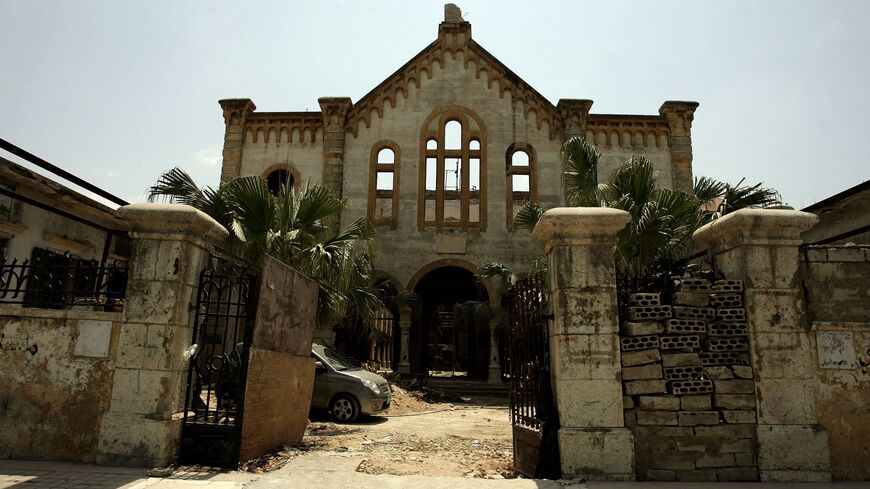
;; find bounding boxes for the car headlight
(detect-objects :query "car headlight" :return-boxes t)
[360,378,380,395]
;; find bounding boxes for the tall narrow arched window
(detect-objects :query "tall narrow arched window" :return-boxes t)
[418,107,487,230]
[368,141,400,228]
[506,143,537,229]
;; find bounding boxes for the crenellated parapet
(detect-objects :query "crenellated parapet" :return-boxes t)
[244,112,323,145]
[586,114,671,150]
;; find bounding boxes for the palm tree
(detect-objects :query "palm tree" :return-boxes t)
[512,137,781,290]
[148,168,382,328]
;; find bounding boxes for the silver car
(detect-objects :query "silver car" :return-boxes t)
[310,343,392,422]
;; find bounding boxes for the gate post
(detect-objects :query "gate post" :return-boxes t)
[532,207,634,480]
[97,204,228,467]
[397,304,412,374]
[694,209,831,482]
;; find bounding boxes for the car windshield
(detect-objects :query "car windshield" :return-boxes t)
[319,347,357,371]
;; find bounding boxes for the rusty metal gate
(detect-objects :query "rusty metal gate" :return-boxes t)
[179,256,258,467]
[507,274,560,479]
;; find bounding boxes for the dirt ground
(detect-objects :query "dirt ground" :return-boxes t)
[245,384,517,479]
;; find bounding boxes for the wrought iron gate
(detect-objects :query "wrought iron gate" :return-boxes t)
[507,274,559,479]
[179,257,258,467]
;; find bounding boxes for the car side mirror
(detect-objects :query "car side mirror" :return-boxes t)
[314,361,325,372]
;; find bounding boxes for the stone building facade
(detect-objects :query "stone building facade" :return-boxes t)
[217,5,699,374]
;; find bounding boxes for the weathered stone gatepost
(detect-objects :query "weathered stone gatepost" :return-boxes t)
[532,207,634,480]
[397,304,412,374]
[694,209,831,482]
[487,317,502,383]
[97,204,228,467]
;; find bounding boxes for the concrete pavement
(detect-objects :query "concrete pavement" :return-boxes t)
[1,459,868,489]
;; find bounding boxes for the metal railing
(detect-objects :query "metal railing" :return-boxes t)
[0,253,127,309]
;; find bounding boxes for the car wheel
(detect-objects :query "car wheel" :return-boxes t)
[329,394,359,423]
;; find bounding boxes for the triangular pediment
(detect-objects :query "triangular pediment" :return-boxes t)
[346,23,562,138]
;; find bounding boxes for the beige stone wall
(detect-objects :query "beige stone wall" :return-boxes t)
[219,13,694,292]
[240,124,324,186]
[0,307,122,462]
[803,245,870,480]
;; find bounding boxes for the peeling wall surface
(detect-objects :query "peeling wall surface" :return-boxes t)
[0,307,121,462]
[804,245,870,480]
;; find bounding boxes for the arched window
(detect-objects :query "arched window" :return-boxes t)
[419,107,487,229]
[368,141,400,227]
[506,144,537,229]
[262,165,299,196]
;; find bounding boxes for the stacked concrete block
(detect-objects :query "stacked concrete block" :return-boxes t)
[620,275,759,481]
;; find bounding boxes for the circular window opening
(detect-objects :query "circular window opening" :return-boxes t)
[266,169,293,196]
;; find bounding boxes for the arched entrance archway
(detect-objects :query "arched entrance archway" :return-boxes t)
[408,262,491,377]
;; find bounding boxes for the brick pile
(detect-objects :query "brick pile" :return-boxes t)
[620,277,759,482]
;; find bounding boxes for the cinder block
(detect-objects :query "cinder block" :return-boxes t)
[674,306,715,321]
[708,321,748,336]
[625,379,667,395]
[711,280,744,293]
[707,336,749,352]
[627,305,672,321]
[700,351,750,366]
[664,365,703,381]
[677,278,710,292]
[623,395,635,409]
[662,353,701,367]
[637,410,678,426]
[660,335,701,350]
[669,379,713,395]
[620,334,660,352]
[628,293,661,306]
[804,248,828,262]
[621,321,664,336]
[735,452,756,466]
[665,318,707,334]
[623,363,663,380]
[678,411,720,426]
[638,395,680,411]
[709,293,743,309]
[621,348,661,367]
[716,308,746,322]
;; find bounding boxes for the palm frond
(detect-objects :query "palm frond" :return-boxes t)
[511,201,545,233]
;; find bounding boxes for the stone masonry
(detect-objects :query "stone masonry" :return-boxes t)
[621,277,759,482]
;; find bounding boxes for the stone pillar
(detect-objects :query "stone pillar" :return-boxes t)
[397,304,412,374]
[487,316,502,383]
[659,101,699,193]
[557,99,594,205]
[694,209,831,482]
[318,97,353,199]
[97,204,228,467]
[218,98,256,184]
[531,207,634,480]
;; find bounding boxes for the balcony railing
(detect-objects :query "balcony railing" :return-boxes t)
[0,252,128,310]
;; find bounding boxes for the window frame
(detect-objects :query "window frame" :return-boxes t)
[261,164,300,196]
[506,143,538,230]
[417,108,488,230]
[368,140,401,228]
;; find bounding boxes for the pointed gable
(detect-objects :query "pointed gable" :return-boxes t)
[346,6,561,138]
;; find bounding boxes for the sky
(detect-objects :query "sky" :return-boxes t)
[1,0,868,209]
